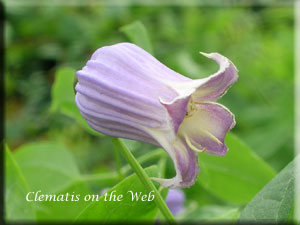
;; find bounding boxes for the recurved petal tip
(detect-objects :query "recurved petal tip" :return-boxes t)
[193,52,238,101]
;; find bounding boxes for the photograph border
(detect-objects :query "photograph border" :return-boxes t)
[2,0,299,223]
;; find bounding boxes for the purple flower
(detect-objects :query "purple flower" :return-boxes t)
[166,189,185,216]
[75,43,238,188]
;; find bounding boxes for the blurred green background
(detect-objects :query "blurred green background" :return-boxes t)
[4,4,295,223]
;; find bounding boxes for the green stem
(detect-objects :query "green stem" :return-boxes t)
[113,145,123,179]
[79,149,166,183]
[121,149,166,174]
[111,138,176,224]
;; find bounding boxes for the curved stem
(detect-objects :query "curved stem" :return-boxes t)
[111,138,176,224]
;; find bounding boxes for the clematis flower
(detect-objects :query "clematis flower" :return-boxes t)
[165,189,185,216]
[75,43,238,188]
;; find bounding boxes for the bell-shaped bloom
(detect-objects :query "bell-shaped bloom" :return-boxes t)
[75,42,238,188]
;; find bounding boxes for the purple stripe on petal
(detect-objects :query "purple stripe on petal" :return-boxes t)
[76,88,164,128]
[76,94,162,129]
[92,43,191,83]
[86,118,159,146]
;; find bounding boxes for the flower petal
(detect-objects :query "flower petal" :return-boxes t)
[91,43,190,84]
[166,52,238,102]
[159,96,191,133]
[193,52,238,101]
[75,42,191,137]
[159,52,238,133]
[177,101,235,156]
[75,88,160,146]
[143,128,199,188]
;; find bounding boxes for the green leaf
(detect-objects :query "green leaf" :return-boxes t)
[5,145,36,221]
[13,142,91,221]
[51,67,76,113]
[179,205,240,222]
[35,181,91,221]
[14,142,81,193]
[76,166,166,222]
[198,133,276,204]
[120,21,153,54]
[51,67,101,136]
[184,183,225,207]
[239,154,299,222]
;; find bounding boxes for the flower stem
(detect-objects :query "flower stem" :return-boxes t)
[79,149,166,183]
[113,146,123,180]
[111,137,176,224]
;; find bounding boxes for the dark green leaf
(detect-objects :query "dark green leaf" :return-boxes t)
[239,154,299,222]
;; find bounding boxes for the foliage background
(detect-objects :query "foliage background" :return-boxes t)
[4,3,297,223]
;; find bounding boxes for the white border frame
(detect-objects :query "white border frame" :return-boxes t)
[295,0,300,222]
